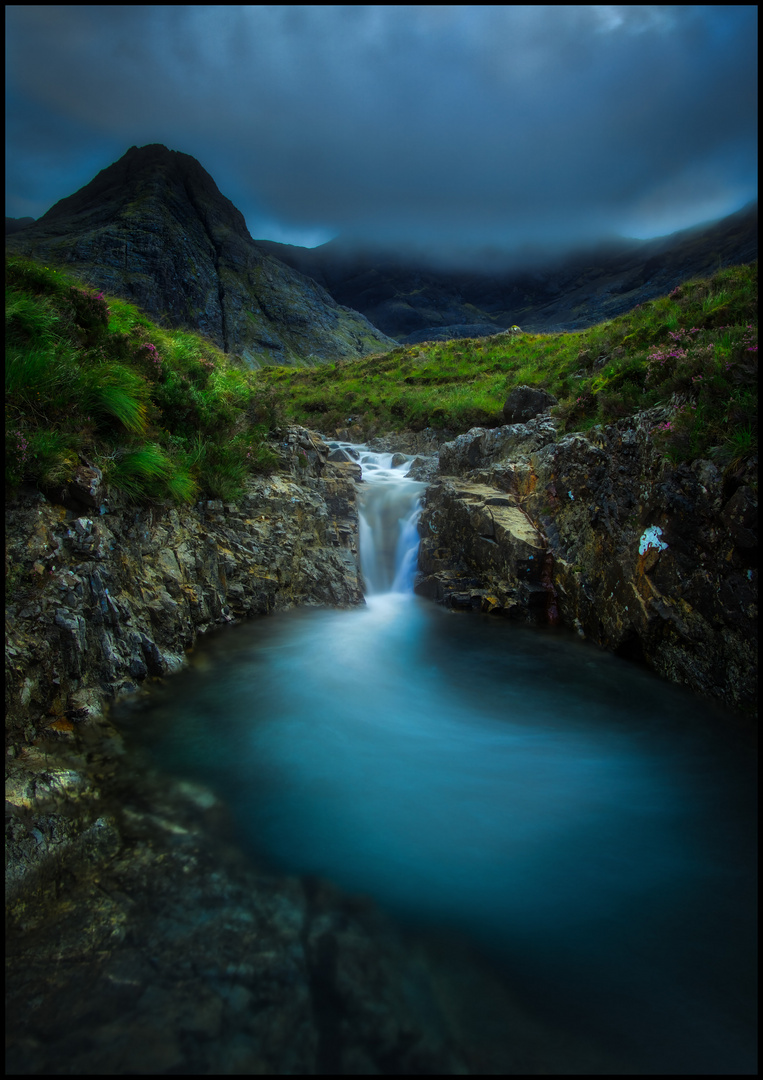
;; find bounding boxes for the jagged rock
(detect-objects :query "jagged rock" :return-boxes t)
[427,411,757,714]
[502,385,558,424]
[406,455,439,483]
[417,479,553,620]
[438,416,560,476]
[68,459,106,510]
[327,447,354,463]
[721,484,757,548]
[6,145,396,367]
[5,426,364,764]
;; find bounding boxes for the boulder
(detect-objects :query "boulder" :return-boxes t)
[502,385,558,425]
[327,447,353,463]
[69,459,105,509]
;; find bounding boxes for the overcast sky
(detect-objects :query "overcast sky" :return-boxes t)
[5,5,758,265]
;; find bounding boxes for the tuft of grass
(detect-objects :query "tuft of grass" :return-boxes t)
[5,254,281,506]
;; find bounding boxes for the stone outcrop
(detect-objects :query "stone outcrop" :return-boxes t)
[417,411,757,715]
[5,427,363,759]
[417,480,553,617]
[5,144,396,367]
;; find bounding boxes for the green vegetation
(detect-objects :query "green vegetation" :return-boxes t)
[6,254,757,510]
[5,255,278,504]
[257,262,757,468]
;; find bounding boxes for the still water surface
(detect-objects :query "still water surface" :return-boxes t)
[119,448,756,1074]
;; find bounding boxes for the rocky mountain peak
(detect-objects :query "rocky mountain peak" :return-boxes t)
[38,144,249,241]
[6,145,395,366]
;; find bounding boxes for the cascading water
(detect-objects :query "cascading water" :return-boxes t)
[340,444,425,596]
[115,440,757,1075]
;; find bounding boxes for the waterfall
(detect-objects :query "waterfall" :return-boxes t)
[330,444,425,596]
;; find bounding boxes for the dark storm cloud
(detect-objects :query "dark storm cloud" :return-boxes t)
[5,5,758,264]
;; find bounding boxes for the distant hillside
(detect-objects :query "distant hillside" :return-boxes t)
[5,217,35,236]
[5,145,395,367]
[258,202,758,343]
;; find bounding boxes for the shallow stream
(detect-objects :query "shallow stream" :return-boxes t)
[118,444,757,1074]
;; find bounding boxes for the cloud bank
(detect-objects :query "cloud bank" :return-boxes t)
[5,5,758,264]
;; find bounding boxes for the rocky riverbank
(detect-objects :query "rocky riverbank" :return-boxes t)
[416,392,757,716]
[5,406,755,1073]
[6,427,363,895]
[6,424,634,1074]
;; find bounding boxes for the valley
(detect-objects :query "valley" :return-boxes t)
[5,145,758,1077]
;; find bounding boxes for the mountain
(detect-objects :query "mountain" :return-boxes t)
[4,145,395,366]
[257,201,758,343]
[5,217,36,236]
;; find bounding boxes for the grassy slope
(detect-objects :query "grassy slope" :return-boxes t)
[6,254,758,510]
[5,255,278,504]
[257,262,757,469]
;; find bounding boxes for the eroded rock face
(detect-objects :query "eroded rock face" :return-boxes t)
[417,480,554,618]
[5,427,363,759]
[419,410,757,714]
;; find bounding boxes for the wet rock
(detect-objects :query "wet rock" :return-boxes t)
[328,447,354,463]
[407,455,439,483]
[417,479,553,622]
[9,736,615,1076]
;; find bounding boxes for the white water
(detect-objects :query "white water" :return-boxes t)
[119,444,757,1075]
[344,444,425,595]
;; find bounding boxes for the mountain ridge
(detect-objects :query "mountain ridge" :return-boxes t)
[257,201,758,342]
[5,144,396,366]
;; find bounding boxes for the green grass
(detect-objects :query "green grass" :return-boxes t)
[6,254,757,509]
[5,255,278,504]
[255,262,757,468]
